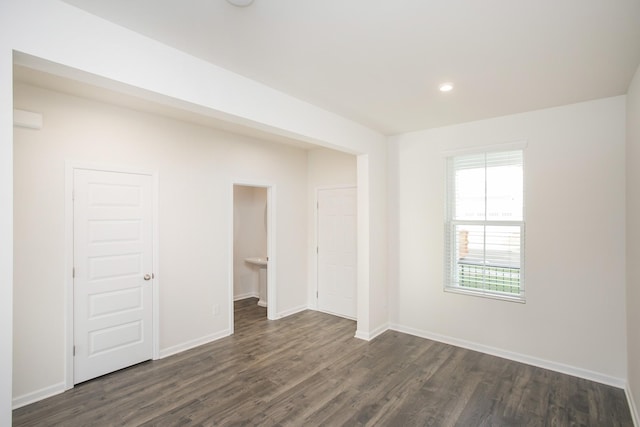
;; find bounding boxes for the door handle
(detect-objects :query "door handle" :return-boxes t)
[144,274,151,281]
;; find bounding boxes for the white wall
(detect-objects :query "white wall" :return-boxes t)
[356,150,389,339]
[0,49,12,423]
[388,96,627,384]
[307,148,357,308]
[626,63,640,422]
[233,186,267,300]
[12,82,308,402]
[1,1,387,421]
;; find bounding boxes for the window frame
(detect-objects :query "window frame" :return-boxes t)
[443,143,526,303]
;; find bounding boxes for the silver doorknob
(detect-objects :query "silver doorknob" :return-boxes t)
[144,274,151,281]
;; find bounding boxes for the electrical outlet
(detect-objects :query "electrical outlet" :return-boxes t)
[212,304,220,316]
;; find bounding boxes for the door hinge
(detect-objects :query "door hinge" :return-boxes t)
[73,346,76,356]
[72,267,75,278]
[316,246,319,254]
[316,290,318,298]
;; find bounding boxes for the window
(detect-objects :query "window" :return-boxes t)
[444,148,525,301]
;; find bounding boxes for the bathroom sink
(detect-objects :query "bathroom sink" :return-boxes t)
[245,257,268,308]
[245,257,268,267]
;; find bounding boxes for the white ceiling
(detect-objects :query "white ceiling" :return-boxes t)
[60,0,640,135]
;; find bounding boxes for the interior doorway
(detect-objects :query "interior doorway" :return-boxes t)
[65,163,159,389]
[231,183,275,328]
[316,186,357,319]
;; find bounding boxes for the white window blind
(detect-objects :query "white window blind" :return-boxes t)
[444,149,525,301]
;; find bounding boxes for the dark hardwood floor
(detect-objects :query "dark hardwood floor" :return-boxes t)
[14,298,633,426]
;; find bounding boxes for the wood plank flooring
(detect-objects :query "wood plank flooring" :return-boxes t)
[14,298,633,426]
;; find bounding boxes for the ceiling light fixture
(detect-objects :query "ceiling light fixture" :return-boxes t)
[227,0,254,6]
[439,82,454,92]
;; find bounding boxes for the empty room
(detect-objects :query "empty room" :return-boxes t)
[2,1,640,426]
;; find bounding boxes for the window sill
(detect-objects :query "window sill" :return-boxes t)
[444,286,526,304]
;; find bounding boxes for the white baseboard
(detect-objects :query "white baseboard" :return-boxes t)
[355,323,389,341]
[13,331,232,408]
[275,304,307,319]
[627,383,639,427]
[388,323,625,389]
[12,382,66,410]
[315,307,356,321]
[234,292,258,301]
[158,329,231,359]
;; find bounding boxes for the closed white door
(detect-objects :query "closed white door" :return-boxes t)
[317,187,357,319]
[74,169,153,384]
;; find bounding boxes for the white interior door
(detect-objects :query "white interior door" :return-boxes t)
[317,187,357,319]
[73,169,153,384]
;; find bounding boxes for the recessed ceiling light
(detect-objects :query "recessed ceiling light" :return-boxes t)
[227,0,254,6]
[439,82,454,92]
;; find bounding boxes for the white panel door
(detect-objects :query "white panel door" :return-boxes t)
[74,169,153,384]
[317,187,357,319]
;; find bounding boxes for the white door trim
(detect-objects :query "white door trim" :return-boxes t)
[64,161,160,390]
[315,185,357,318]
[229,180,277,330]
